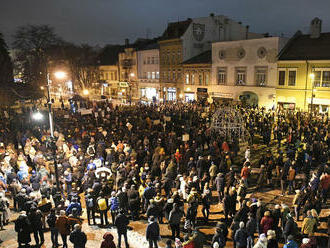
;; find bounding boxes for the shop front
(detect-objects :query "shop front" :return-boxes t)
[308,98,330,113]
[140,87,159,102]
[167,87,177,101]
[184,92,195,102]
[197,88,208,102]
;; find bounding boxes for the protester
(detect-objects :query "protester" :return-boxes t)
[69,224,87,248]
[100,232,116,248]
[146,216,160,248]
[114,209,130,248]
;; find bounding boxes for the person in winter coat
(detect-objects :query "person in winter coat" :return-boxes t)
[234,221,248,248]
[253,233,268,248]
[246,213,257,248]
[146,216,160,248]
[127,185,140,220]
[98,196,109,226]
[56,210,70,248]
[211,228,226,248]
[169,203,184,240]
[69,224,87,248]
[283,214,296,242]
[114,210,130,248]
[101,232,116,248]
[85,190,96,225]
[301,210,317,236]
[260,211,274,235]
[109,191,119,225]
[47,208,59,248]
[28,207,44,246]
[15,211,32,247]
[283,235,298,248]
[266,230,278,248]
[215,173,225,203]
[164,198,174,222]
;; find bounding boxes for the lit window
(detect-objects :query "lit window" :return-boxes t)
[147,72,151,79]
[186,74,189,84]
[322,71,330,87]
[152,72,155,79]
[236,67,246,85]
[205,74,209,85]
[313,71,321,87]
[191,74,195,85]
[156,71,159,79]
[198,74,203,85]
[217,67,227,85]
[255,67,267,86]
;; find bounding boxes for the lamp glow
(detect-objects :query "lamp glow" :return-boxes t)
[32,112,43,121]
[83,89,89,95]
[310,73,315,80]
[130,73,135,77]
[54,71,67,80]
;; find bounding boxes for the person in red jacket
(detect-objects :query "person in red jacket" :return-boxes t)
[100,232,116,248]
[240,162,251,187]
[260,211,274,235]
[182,234,196,248]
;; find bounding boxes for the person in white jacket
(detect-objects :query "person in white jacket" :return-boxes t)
[253,233,268,248]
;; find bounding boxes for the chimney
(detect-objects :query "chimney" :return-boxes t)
[310,18,322,39]
[210,13,215,17]
[125,39,129,47]
[246,25,249,40]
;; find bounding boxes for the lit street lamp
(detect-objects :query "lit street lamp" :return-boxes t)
[32,111,43,121]
[47,70,67,192]
[83,89,89,96]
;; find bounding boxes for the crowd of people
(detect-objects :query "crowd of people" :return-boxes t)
[0,100,329,248]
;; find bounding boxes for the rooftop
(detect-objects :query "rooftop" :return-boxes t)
[278,32,330,60]
[160,19,192,40]
[182,50,211,64]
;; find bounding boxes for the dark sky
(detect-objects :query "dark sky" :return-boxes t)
[1,0,330,47]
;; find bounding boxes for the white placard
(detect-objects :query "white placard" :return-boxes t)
[81,109,93,115]
[182,134,189,142]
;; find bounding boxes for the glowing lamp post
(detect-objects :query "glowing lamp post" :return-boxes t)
[32,111,43,121]
[46,70,67,192]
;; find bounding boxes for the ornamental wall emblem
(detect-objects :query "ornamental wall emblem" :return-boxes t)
[257,47,267,58]
[193,23,205,42]
[237,48,246,59]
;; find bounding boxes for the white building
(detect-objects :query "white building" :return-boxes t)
[211,37,288,108]
[136,44,160,101]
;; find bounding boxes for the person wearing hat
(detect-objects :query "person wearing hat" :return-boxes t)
[15,211,32,248]
[101,232,116,248]
[69,224,87,248]
[146,216,160,248]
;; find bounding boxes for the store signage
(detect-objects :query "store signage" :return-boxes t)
[197,88,207,93]
[119,82,129,87]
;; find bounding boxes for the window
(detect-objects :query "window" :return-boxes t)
[110,72,113,80]
[156,71,159,79]
[168,71,170,80]
[288,70,296,86]
[198,74,203,85]
[147,72,151,79]
[191,74,195,85]
[114,72,117,80]
[322,71,330,87]
[147,57,151,64]
[177,69,182,80]
[151,57,155,64]
[205,74,209,85]
[313,71,321,87]
[173,71,176,81]
[152,72,155,79]
[143,72,147,79]
[186,74,189,84]
[236,67,247,85]
[278,70,286,86]
[255,67,267,86]
[155,57,158,64]
[217,67,227,85]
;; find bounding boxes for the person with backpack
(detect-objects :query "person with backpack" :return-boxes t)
[47,208,59,248]
[85,191,96,225]
[98,195,109,227]
[109,191,119,225]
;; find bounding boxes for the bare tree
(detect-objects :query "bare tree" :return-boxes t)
[12,25,62,98]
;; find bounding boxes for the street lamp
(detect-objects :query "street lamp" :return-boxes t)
[310,73,315,114]
[46,70,67,193]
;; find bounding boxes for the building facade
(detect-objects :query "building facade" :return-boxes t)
[159,14,264,101]
[182,50,211,102]
[277,18,330,113]
[118,47,138,103]
[99,65,119,98]
[211,37,288,108]
[136,46,160,101]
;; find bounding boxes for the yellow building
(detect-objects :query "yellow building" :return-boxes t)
[99,65,119,98]
[277,18,330,113]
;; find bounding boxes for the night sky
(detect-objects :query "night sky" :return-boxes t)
[1,0,330,46]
